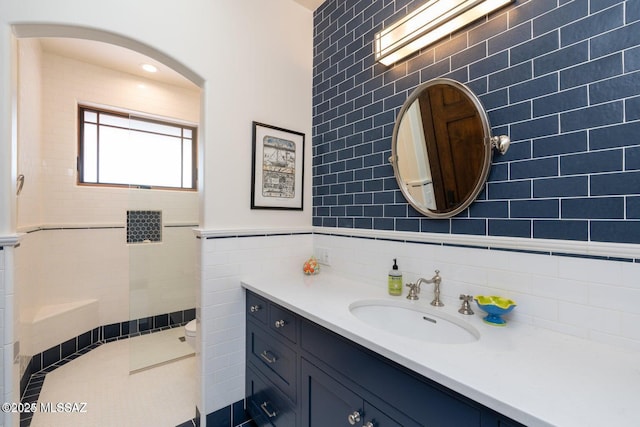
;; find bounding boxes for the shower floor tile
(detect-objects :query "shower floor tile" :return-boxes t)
[130,326,195,372]
[29,335,196,427]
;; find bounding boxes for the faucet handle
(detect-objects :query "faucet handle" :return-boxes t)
[406,282,420,300]
[458,294,474,315]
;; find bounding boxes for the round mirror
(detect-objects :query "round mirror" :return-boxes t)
[390,78,509,218]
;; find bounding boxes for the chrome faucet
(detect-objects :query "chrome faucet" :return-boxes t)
[406,270,443,306]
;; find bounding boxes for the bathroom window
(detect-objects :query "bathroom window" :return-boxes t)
[78,105,197,190]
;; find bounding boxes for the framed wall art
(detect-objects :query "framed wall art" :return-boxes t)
[251,121,305,210]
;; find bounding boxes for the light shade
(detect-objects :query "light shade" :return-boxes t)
[375,0,514,66]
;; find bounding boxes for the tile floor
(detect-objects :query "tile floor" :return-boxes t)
[129,326,195,373]
[28,331,196,427]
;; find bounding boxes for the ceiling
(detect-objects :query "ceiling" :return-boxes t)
[37,1,324,90]
[294,0,324,10]
[39,38,198,89]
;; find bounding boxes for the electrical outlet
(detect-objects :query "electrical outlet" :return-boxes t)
[316,247,331,265]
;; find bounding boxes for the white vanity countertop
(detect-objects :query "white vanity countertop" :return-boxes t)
[241,272,640,427]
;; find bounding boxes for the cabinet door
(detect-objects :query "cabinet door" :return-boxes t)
[302,359,403,427]
[302,359,364,427]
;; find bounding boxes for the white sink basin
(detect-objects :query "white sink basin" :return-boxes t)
[349,299,479,344]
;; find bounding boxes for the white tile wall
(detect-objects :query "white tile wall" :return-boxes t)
[314,232,640,352]
[38,50,200,227]
[0,247,5,427]
[199,233,313,417]
[16,39,43,230]
[1,245,19,427]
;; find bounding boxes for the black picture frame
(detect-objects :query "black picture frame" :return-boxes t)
[251,121,305,210]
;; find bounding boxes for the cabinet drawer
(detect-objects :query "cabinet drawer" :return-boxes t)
[247,365,296,427]
[247,322,297,402]
[247,291,268,324]
[269,304,298,344]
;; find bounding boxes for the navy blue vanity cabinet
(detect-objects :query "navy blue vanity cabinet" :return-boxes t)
[244,290,525,427]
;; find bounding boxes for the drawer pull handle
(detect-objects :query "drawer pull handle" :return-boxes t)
[260,350,277,364]
[348,410,361,425]
[364,422,375,427]
[260,401,277,418]
[274,319,286,328]
[250,304,261,313]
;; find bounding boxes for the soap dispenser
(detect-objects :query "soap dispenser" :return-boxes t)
[388,259,403,296]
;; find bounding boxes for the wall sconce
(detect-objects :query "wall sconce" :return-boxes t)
[374,0,514,66]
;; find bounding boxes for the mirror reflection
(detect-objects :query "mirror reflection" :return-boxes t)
[391,78,509,218]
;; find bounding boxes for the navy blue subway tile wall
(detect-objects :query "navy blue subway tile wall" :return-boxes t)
[312,0,640,244]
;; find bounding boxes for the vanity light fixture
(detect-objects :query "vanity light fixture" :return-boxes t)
[374,0,514,66]
[141,63,158,73]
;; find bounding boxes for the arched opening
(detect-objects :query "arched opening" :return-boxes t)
[13,24,205,87]
[12,24,203,426]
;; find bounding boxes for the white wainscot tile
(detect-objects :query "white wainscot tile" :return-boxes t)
[214,361,243,383]
[3,343,12,394]
[485,269,532,294]
[204,237,241,253]
[207,300,245,322]
[620,312,640,341]
[212,312,243,331]
[204,344,230,367]
[203,252,230,267]
[203,263,241,281]
[203,277,241,295]
[558,256,622,286]
[508,293,558,322]
[621,262,640,289]
[446,263,488,287]
[506,250,559,277]
[528,276,589,305]
[3,295,13,345]
[261,257,304,276]
[558,301,621,336]
[589,283,640,315]
[374,239,413,258]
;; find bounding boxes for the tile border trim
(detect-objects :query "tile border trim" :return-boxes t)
[193,226,640,263]
[314,227,640,262]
